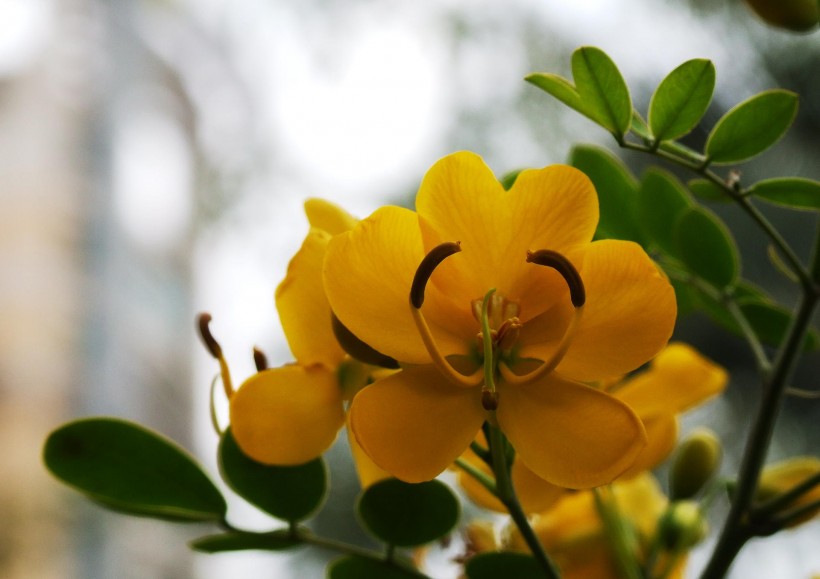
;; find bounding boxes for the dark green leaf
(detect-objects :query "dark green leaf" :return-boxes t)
[569,145,643,244]
[190,529,302,553]
[571,46,633,137]
[465,552,544,579]
[219,428,327,522]
[328,556,425,579]
[500,169,525,191]
[749,178,820,210]
[674,207,740,288]
[705,90,798,164]
[357,479,459,547]
[43,418,226,521]
[670,276,698,317]
[524,73,582,111]
[688,179,729,202]
[649,59,715,142]
[740,300,819,351]
[638,168,693,256]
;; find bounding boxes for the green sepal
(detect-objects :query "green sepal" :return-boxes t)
[568,144,644,244]
[638,167,694,256]
[465,552,545,578]
[673,206,740,288]
[190,529,303,553]
[43,417,226,522]
[748,177,820,210]
[705,89,798,164]
[218,427,328,523]
[356,478,459,547]
[327,556,425,579]
[648,59,715,142]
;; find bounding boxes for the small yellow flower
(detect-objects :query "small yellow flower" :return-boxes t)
[325,151,677,486]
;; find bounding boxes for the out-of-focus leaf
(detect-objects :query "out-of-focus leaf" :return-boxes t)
[767,245,800,283]
[525,73,582,111]
[631,111,652,140]
[749,178,820,210]
[688,179,729,202]
[219,428,327,522]
[571,46,633,138]
[190,529,302,553]
[500,169,525,191]
[649,59,716,142]
[43,418,226,522]
[465,552,544,578]
[357,479,459,547]
[674,207,740,288]
[328,556,425,579]
[705,90,798,164]
[569,145,643,244]
[638,167,693,256]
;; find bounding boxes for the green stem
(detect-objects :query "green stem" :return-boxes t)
[592,488,642,579]
[487,425,562,579]
[454,457,498,496]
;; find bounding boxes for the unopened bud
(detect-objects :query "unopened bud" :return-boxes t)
[670,428,722,500]
[658,501,708,550]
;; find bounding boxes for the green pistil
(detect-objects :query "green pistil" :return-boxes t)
[480,288,499,410]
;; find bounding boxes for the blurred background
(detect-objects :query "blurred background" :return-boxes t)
[1,0,818,577]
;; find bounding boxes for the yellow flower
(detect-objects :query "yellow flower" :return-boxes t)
[325,151,677,486]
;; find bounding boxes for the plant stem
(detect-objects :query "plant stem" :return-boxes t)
[487,425,562,579]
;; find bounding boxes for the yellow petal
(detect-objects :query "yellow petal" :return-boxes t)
[229,365,345,465]
[615,342,728,419]
[618,415,679,480]
[497,374,647,488]
[304,198,358,235]
[275,229,346,367]
[348,365,485,482]
[324,205,474,364]
[415,152,598,320]
[758,456,820,527]
[345,415,390,489]
[521,240,676,381]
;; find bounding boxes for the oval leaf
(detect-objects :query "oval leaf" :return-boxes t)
[674,207,740,288]
[705,90,798,164]
[43,418,226,521]
[328,556,425,579]
[638,167,693,256]
[571,46,632,137]
[190,529,303,553]
[688,178,729,202]
[749,177,820,210]
[219,428,327,522]
[569,145,643,244]
[357,478,459,547]
[524,73,582,112]
[466,552,544,579]
[740,299,820,351]
[649,59,716,142]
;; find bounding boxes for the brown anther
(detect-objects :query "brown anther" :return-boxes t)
[497,317,521,351]
[331,313,400,369]
[526,249,586,307]
[197,313,222,358]
[253,347,268,371]
[481,388,499,411]
[410,241,461,309]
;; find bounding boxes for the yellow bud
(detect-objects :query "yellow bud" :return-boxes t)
[744,0,819,32]
[669,428,722,500]
[658,501,709,550]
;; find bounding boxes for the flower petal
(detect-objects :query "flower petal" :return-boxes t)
[416,153,599,320]
[349,365,486,483]
[497,373,646,488]
[345,416,390,489]
[275,229,346,367]
[615,343,728,419]
[618,415,678,479]
[304,198,358,235]
[229,365,345,465]
[521,240,676,381]
[324,205,474,364]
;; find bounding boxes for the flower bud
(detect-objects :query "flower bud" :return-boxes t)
[657,501,708,551]
[669,428,722,501]
[743,0,819,32]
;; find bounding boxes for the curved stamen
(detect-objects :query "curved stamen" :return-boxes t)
[197,312,234,397]
[253,347,268,371]
[499,250,586,385]
[332,313,400,369]
[410,242,483,388]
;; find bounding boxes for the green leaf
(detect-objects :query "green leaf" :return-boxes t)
[569,145,643,244]
[749,177,820,210]
[670,276,698,317]
[705,90,798,164]
[218,428,327,522]
[740,299,819,350]
[571,46,633,138]
[649,59,715,142]
[638,168,693,256]
[500,168,525,191]
[631,111,652,140]
[674,207,740,288]
[524,73,582,111]
[465,552,544,579]
[328,556,425,579]
[357,478,459,547]
[43,418,226,522]
[688,178,729,202]
[190,529,303,553]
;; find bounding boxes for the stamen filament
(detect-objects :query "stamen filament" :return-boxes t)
[410,307,483,387]
[208,373,225,436]
[198,313,234,397]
